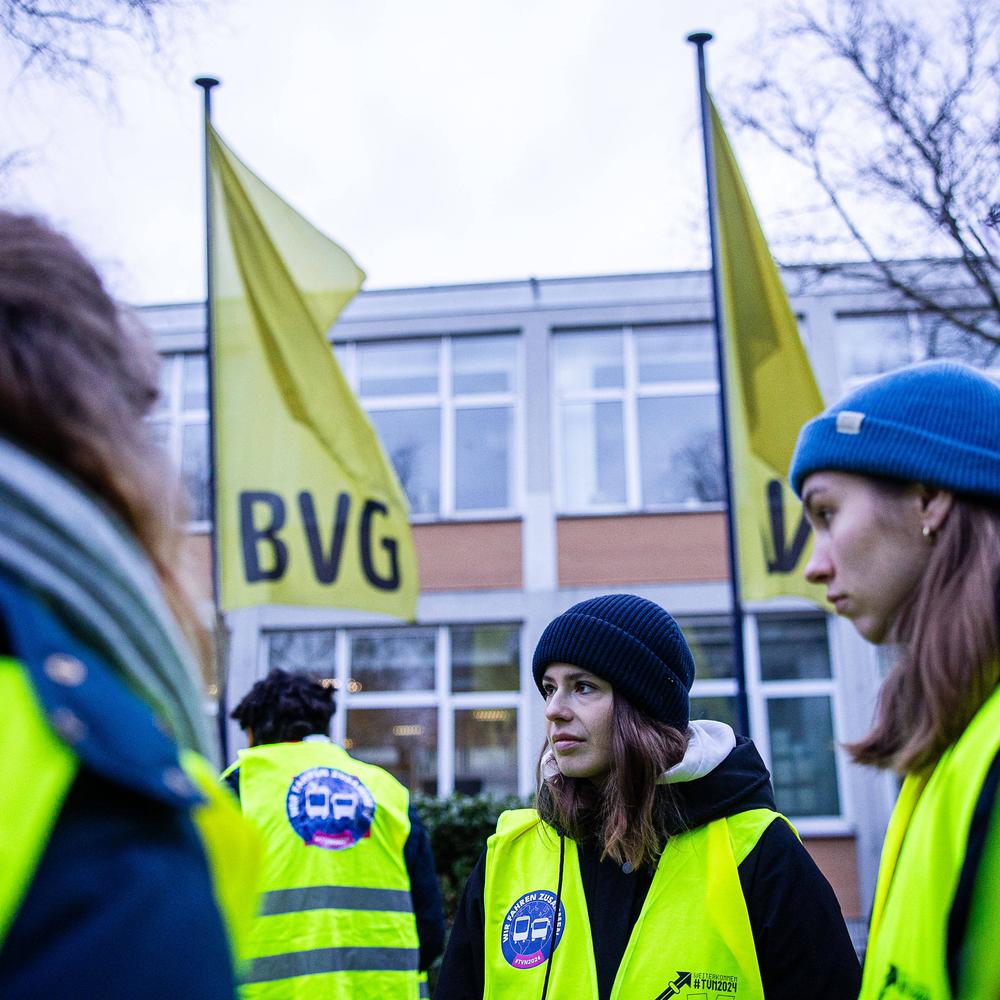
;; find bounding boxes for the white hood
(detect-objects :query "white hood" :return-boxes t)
[657,719,736,784]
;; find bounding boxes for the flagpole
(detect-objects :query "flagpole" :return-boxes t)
[194,75,229,761]
[686,32,750,738]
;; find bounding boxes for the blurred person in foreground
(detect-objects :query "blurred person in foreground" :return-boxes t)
[225,667,444,998]
[791,361,1000,999]
[436,594,860,1000]
[0,211,258,998]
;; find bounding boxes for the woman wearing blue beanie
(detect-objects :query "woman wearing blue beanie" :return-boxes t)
[790,360,1000,999]
[437,594,860,1000]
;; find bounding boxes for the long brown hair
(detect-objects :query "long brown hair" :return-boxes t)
[536,693,689,871]
[848,497,1000,773]
[0,211,208,668]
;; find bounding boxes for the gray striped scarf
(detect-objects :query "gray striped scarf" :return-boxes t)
[0,437,217,764]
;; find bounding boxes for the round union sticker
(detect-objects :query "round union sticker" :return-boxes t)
[285,767,376,850]
[500,890,566,969]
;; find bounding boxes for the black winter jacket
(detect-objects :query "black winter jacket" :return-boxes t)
[436,737,861,1000]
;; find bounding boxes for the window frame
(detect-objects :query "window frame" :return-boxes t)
[685,611,849,830]
[334,333,524,522]
[744,612,851,834]
[836,309,1000,386]
[551,323,723,515]
[152,351,211,533]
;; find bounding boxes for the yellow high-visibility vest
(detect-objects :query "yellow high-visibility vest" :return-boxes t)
[860,684,1000,1000]
[229,739,420,999]
[484,806,784,1000]
[0,655,260,966]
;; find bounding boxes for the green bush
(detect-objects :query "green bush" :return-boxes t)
[412,792,532,925]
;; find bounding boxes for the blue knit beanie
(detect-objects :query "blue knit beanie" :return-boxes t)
[790,361,1000,501]
[532,594,695,728]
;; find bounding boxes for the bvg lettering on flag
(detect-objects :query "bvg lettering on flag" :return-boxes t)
[238,489,401,592]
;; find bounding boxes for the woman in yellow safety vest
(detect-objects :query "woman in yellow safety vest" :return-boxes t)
[0,211,257,998]
[790,360,1000,1000]
[436,593,861,1000]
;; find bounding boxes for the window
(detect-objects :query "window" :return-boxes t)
[686,613,843,822]
[837,312,1000,383]
[835,314,912,382]
[685,617,740,733]
[766,697,839,816]
[451,624,520,692]
[336,334,520,519]
[150,352,210,525]
[349,707,438,793]
[752,615,841,819]
[350,629,436,692]
[454,707,518,795]
[553,325,723,512]
[919,314,1000,369]
[265,622,522,796]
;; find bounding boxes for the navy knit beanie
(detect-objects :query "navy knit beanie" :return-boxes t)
[791,361,1000,501]
[532,594,694,728]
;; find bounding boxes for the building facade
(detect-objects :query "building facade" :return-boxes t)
[144,264,997,943]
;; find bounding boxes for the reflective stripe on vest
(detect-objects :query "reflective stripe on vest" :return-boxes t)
[259,884,414,915]
[484,807,784,1000]
[245,945,419,982]
[235,741,419,1000]
[0,656,259,966]
[860,684,1000,1000]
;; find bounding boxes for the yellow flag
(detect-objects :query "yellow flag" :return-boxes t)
[710,97,825,605]
[208,125,418,618]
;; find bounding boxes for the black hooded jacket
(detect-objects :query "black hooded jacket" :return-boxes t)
[435,737,861,1000]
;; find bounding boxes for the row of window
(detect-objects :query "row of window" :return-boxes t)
[153,324,723,523]
[155,314,998,525]
[263,614,842,820]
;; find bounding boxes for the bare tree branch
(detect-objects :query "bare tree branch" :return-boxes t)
[0,0,185,85]
[726,0,1000,349]
[0,0,202,181]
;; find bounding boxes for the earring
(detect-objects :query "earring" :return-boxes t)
[922,525,936,543]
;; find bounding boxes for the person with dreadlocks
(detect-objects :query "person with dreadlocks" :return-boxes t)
[224,667,444,999]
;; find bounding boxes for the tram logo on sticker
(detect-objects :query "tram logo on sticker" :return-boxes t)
[500,890,565,969]
[286,767,376,850]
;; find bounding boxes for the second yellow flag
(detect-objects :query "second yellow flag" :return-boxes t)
[710,97,825,606]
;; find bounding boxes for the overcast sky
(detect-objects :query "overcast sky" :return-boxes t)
[0,0,794,306]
